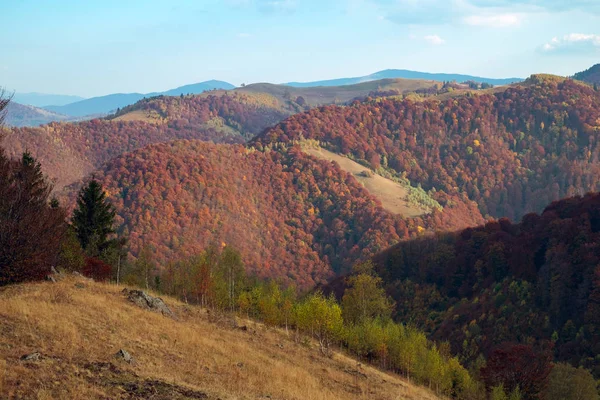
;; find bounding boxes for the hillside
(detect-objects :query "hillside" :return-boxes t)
[0,276,440,400]
[573,64,600,86]
[286,69,522,87]
[254,75,600,221]
[4,101,74,127]
[44,80,235,117]
[236,78,441,107]
[303,146,432,217]
[348,192,600,380]
[2,93,289,193]
[93,140,483,288]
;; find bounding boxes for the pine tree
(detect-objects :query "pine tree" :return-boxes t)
[72,179,116,257]
[0,150,66,284]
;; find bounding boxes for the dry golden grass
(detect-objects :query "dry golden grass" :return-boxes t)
[112,109,166,123]
[304,147,429,217]
[0,277,441,400]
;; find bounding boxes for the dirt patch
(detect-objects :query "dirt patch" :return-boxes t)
[82,362,210,399]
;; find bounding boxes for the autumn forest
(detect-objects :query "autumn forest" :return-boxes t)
[2,68,600,399]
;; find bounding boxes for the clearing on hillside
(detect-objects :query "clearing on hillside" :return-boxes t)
[0,276,440,400]
[112,109,165,123]
[304,147,430,217]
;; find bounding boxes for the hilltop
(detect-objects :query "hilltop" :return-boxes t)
[0,275,440,400]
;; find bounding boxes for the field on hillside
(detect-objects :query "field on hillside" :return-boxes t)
[0,276,440,400]
[304,147,429,217]
[237,78,440,106]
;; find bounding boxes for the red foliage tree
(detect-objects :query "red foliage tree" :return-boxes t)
[481,343,553,399]
[82,257,112,281]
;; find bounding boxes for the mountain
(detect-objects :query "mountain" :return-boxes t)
[2,92,287,192]
[12,92,85,107]
[254,74,600,222]
[360,192,600,379]
[573,64,600,86]
[159,79,235,96]
[0,275,441,400]
[93,139,482,288]
[4,102,73,127]
[44,80,235,117]
[285,69,523,88]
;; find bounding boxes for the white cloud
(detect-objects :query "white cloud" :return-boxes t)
[542,33,600,53]
[424,35,446,45]
[463,13,522,27]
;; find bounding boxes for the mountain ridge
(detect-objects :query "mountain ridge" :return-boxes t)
[44,80,235,117]
[285,69,523,87]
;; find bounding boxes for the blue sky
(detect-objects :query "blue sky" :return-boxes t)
[1,0,599,97]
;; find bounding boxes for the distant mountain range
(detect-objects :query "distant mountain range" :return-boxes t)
[4,102,75,127]
[43,80,235,117]
[12,92,86,107]
[285,69,523,87]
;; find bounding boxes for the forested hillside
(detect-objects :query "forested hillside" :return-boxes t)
[574,64,600,86]
[1,93,289,192]
[254,75,600,220]
[93,140,483,288]
[321,192,600,384]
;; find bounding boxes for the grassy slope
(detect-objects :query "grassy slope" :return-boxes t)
[236,78,439,106]
[304,147,429,217]
[0,276,440,400]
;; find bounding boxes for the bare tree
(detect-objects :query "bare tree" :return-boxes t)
[0,87,13,126]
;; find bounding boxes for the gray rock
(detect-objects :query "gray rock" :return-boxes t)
[122,289,174,318]
[115,349,134,364]
[21,352,42,362]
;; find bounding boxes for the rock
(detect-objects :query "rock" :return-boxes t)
[115,349,134,364]
[236,362,244,368]
[21,352,42,362]
[122,289,174,318]
[74,282,86,289]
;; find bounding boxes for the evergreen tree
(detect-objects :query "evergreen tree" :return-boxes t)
[0,150,66,284]
[72,179,116,257]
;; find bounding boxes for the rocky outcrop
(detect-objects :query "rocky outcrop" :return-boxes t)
[122,289,174,318]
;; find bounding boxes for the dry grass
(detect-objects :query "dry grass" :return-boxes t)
[0,277,440,400]
[304,147,429,217]
[112,109,166,123]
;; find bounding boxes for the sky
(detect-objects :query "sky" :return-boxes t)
[1,0,599,97]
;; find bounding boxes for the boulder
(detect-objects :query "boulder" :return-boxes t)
[122,289,174,318]
[20,352,42,362]
[115,349,134,364]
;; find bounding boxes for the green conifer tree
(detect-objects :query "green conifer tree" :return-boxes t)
[72,179,116,257]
